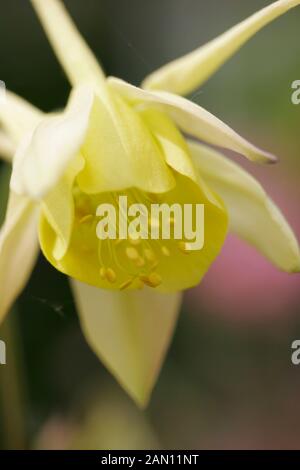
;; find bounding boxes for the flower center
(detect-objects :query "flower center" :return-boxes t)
[72,186,193,290]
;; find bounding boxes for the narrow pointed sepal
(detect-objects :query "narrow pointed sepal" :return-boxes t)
[109,78,277,164]
[189,140,300,273]
[0,91,42,143]
[31,0,106,87]
[0,192,39,323]
[71,280,182,407]
[0,131,16,163]
[142,0,300,95]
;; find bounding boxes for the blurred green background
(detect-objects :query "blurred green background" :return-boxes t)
[0,0,300,450]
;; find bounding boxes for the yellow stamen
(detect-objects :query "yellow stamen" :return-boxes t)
[106,268,117,283]
[99,267,106,280]
[161,245,170,256]
[119,277,134,290]
[144,248,156,263]
[140,272,162,288]
[135,256,145,268]
[125,246,139,261]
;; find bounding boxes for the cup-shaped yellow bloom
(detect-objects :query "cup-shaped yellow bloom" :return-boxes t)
[0,0,299,406]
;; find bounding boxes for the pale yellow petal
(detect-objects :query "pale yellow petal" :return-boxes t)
[41,155,83,260]
[109,78,276,164]
[71,279,182,407]
[0,192,39,322]
[31,0,106,87]
[10,86,92,199]
[77,88,175,194]
[189,140,300,273]
[137,106,198,183]
[142,0,300,95]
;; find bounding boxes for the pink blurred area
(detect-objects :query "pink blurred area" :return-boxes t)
[187,165,300,324]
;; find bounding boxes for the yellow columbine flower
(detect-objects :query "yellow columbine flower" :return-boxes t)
[0,0,300,406]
